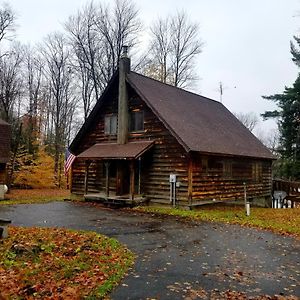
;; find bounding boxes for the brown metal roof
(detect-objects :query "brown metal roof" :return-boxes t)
[0,119,11,163]
[127,72,275,159]
[77,141,154,159]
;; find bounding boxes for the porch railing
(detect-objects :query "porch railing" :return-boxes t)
[272,179,300,208]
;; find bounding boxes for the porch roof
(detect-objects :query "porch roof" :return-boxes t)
[77,140,154,160]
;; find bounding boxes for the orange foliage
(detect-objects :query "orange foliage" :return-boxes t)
[13,148,63,189]
[6,189,69,200]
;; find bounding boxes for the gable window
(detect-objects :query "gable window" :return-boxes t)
[104,114,117,135]
[130,111,144,132]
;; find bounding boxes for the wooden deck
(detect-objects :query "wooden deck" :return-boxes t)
[273,179,300,208]
[84,192,148,207]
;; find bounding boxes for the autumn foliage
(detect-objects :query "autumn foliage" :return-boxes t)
[13,147,63,189]
[3,188,69,204]
[0,227,134,299]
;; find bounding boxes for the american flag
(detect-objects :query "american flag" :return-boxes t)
[64,149,76,176]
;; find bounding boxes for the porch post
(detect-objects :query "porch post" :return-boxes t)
[69,163,73,192]
[84,160,91,195]
[130,160,135,201]
[138,157,141,195]
[104,161,110,199]
[188,154,193,206]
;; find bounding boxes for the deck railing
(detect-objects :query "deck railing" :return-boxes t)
[272,179,300,208]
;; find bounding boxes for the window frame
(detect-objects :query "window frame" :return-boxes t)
[252,161,262,183]
[129,111,144,133]
[104,114,117,135]
[223,160,233,178]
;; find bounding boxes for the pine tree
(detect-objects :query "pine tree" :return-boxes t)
[262,36,300,180]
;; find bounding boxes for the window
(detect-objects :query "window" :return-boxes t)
[202,157,232,178]
[232,161,252,180]
[104,114,117,135]
[223,161,232,178]
[130,111,144,132]
[207,158,223,172]
[252,162,262,182]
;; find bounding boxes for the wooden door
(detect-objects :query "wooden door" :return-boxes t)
[116,161,130,195]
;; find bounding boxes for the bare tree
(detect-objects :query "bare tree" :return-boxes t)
[255,127,279,154]
[23,46,44,154]
[0,2,16,44]
[95,0,141,81]
[234,112,259,132]
[65,2,101,104]
[170,12,202,87]
[65,0,141,120]
[0,43,23,187]
[41,32,77,184]
[0,44,23,121]
[146,17,171,83]
[146,11,203,88]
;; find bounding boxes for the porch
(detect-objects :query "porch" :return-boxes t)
[84,192,148,206]
[76,141,154,205]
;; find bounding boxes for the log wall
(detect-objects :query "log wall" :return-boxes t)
[191,153,272,203]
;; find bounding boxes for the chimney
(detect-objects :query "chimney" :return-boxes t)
[117,45,131,144]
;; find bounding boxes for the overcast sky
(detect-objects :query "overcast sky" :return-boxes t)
[7,0,300,134]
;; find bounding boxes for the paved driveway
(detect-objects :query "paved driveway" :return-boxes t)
[0,201,299,299]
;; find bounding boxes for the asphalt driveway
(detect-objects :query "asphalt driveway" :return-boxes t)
[0,201,299,299]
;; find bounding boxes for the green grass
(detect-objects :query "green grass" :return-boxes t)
[135,205,300,238]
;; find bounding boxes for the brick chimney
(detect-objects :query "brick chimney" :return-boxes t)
[117,46,130,144]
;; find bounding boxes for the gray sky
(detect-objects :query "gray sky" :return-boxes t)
[8,0,300,134]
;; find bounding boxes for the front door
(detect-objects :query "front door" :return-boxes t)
[116,161,130,195]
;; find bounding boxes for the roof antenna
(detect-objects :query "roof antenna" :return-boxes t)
[219,81,223,103]
[217,81,227,103]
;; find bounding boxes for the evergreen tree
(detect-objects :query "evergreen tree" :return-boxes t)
[262,36,300,180]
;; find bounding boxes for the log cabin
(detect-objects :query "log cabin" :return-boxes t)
[69,47,275,207]
[0,119,11,185]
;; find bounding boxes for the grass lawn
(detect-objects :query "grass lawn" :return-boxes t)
[0,227,134,299]
[0,189,70,205]
[135,205,300,239]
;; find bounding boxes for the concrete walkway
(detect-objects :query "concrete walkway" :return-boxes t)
[0,201,299,299]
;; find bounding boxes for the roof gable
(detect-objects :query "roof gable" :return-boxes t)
[70,70,274,160]
[70,71,119,153]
